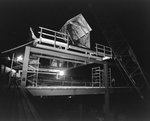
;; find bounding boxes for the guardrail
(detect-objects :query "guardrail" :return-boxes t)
[26,79,107,87]
[37,81,92,87]
[39,26,70,48]
[37,27,112,59]
[95,43,112,58]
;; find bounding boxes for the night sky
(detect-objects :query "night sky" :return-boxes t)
[1,1,150,120]
[1,0,150,75]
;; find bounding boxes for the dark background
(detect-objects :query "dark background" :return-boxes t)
[1,0,150,120]
[1,0,150,75]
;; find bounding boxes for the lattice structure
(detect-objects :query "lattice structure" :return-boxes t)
[88,1,150,101]
[92,67,103,87]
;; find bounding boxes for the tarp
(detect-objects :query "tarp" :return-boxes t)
[60,14,92,48]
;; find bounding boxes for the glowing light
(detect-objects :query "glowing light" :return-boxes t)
[7,57,11,61]
[102,56,111,60]
[68,96,72,98]
[17,55,23,61]
[59,71,64,76]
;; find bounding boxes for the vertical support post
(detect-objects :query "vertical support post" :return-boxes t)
[40,27,42,38]
[99,67,101,87]
[40,27,42,43]
[95,43,98,55]
[104,62,109,120]
[9,53,14,85]
[104,46,106,57]
[79,95,83,121]
[36,57,40,86]
[1,65,6,89]
[21,46,30,87]
[66,35,69,50]
[54,32,56,48]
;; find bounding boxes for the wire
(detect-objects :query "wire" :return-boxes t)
[1,40,34,54]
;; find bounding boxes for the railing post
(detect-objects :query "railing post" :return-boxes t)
[111,48,112,58]
[104,46,106,57]
[40,27,42,43]
[40,28,42,37]
[54,32,56,48]
[66,35,69,50]
[96,43,98,55]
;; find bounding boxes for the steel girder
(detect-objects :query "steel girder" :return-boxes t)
[88,1,150,102]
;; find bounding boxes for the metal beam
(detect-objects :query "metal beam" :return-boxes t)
[26,86,106,96]
[30,46,104,64]
[21,46,30,87]
[35,43,101,60]
[32,54,87,64]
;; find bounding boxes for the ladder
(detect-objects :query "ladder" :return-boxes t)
[92,67,104,87]
[92,66,111,87]
[88,1,150,101]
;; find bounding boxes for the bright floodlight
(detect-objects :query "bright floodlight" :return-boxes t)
[7,57,11,61]
[17,55,23,61]
[59,71,64,76]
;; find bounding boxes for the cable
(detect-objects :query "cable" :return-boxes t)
[1,40,34,54]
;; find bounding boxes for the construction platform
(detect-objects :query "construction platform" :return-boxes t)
[26,86,106,96]
[26,86,132,96]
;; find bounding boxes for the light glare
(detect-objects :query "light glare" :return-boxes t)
[17,55,23,61]
[59,71,64,76]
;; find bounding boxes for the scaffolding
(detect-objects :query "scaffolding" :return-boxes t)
[92,66,111,87]
[21,42,112,88]
[19,24,112,88]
